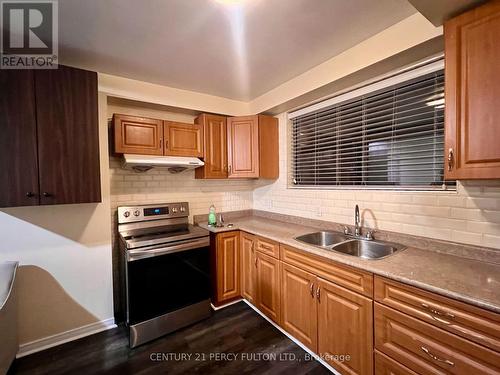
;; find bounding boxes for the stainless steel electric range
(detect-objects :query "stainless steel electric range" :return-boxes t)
[118,202,211,348]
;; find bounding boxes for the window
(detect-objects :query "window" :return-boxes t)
[290,60,455,190]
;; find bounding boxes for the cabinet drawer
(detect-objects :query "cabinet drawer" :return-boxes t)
[375,351,418,375]
[255,236,279,258]
[374,276,500,352]
[375,303,500,375]
[280,244,373,297]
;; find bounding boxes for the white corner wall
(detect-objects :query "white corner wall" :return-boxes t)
[0,93,114,352]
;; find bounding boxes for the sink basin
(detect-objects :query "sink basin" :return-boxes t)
[294,231,406,260]
[295,231,349,247]
[331,239,406,259]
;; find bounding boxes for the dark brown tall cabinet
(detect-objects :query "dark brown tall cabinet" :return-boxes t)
[0,66,101,207]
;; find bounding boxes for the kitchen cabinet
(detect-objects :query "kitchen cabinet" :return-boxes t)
[227,115,279,179]
[280,262,318,352]
[240,232,257,304]
[0,66,101,207]
[375,351,419,375]
[255,252,280,324]
[213,231,240,305]
[114,114,163,155]
[375,303,500,374]
[0,70,39,207]
[227,116,259,178]
[35,66,101,205]
[114,115,203,158]
[317,277,373,375]
[195,114,228,179]
[164,121,203,157]
[444,1,500,179]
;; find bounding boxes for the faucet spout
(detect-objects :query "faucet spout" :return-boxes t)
[354,204,361,236]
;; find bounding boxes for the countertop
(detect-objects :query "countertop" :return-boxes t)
[198,217,500,314]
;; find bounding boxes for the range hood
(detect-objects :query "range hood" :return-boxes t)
[122,154,204,173]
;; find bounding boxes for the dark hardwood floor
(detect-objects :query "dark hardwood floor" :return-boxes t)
[9,302,330,375]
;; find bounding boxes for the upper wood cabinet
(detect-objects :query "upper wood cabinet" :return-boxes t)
[114,114,163,155]
[113,115,202,158]
[0,70,39,207]
[445,1,500,179]
[164,121,203,157]
[0,66,101,207]
[227,116,260,178]
[227,115,279,179]
[195,114,228,179]
[213,231,240,305]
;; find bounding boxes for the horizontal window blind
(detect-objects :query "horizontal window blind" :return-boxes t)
[291,65,455,190]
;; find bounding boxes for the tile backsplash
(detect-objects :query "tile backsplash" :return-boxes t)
[253,113,500,250]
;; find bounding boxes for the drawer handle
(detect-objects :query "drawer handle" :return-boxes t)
[421,346,455,367]
[260,243,273,251]
[309,282,314,298]
[254,256,257,267]
[421,303,455,323]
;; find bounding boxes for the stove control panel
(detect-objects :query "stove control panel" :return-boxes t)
[118,202,189,223]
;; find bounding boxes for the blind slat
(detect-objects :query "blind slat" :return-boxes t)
[291,67,454,189]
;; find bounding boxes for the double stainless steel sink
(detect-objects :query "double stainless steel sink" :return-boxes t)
[295,231,406,260]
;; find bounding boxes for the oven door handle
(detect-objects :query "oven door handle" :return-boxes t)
[127,237,209,261]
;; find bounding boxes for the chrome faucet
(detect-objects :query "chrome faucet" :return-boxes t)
[354,204,361,237]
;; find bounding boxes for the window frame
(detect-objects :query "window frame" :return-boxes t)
[287,57,456,192]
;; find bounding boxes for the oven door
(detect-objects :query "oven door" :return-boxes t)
[125,237,210,325]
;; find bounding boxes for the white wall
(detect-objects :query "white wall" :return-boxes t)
[253,113,500,249]
[0,93,114,347]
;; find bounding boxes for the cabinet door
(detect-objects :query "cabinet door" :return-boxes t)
[240,232,257,304]
[35,66,101,205]
[445,1,500,179]
[114,114,163,155]
[281,262,318,352]
[375,351,418,375]
[195,114,228,179]
[216,231,240,303]
[227,116,259,178]
[164,121,203,157]
[256,252,280,324]
[0,70,39,207]
[317,277,373,375]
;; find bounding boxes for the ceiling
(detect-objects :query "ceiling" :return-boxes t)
[59,0,416,101]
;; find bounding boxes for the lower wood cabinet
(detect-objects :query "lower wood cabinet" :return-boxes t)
[281,262,318,352]
[375,303,500,375]
[375,351,418,375]
[213,231,500,375]
[213,231,240,305]
[318,277,373,375]
[255,252,280,324]
[240,232,257,304]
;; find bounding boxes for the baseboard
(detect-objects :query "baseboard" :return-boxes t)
[210,298,243,311]
[16,318,117,358]
[242,300,339,375]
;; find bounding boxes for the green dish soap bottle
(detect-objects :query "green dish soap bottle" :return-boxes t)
[208,204,217,226]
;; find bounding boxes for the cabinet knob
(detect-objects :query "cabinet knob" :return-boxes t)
[316,286,321,302]
[447,148,454,171]
[228,165,232,174]
[43,192,52,197]
[26,192,36,198]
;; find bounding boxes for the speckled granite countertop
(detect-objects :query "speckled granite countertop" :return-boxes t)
[198,216,500,314]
